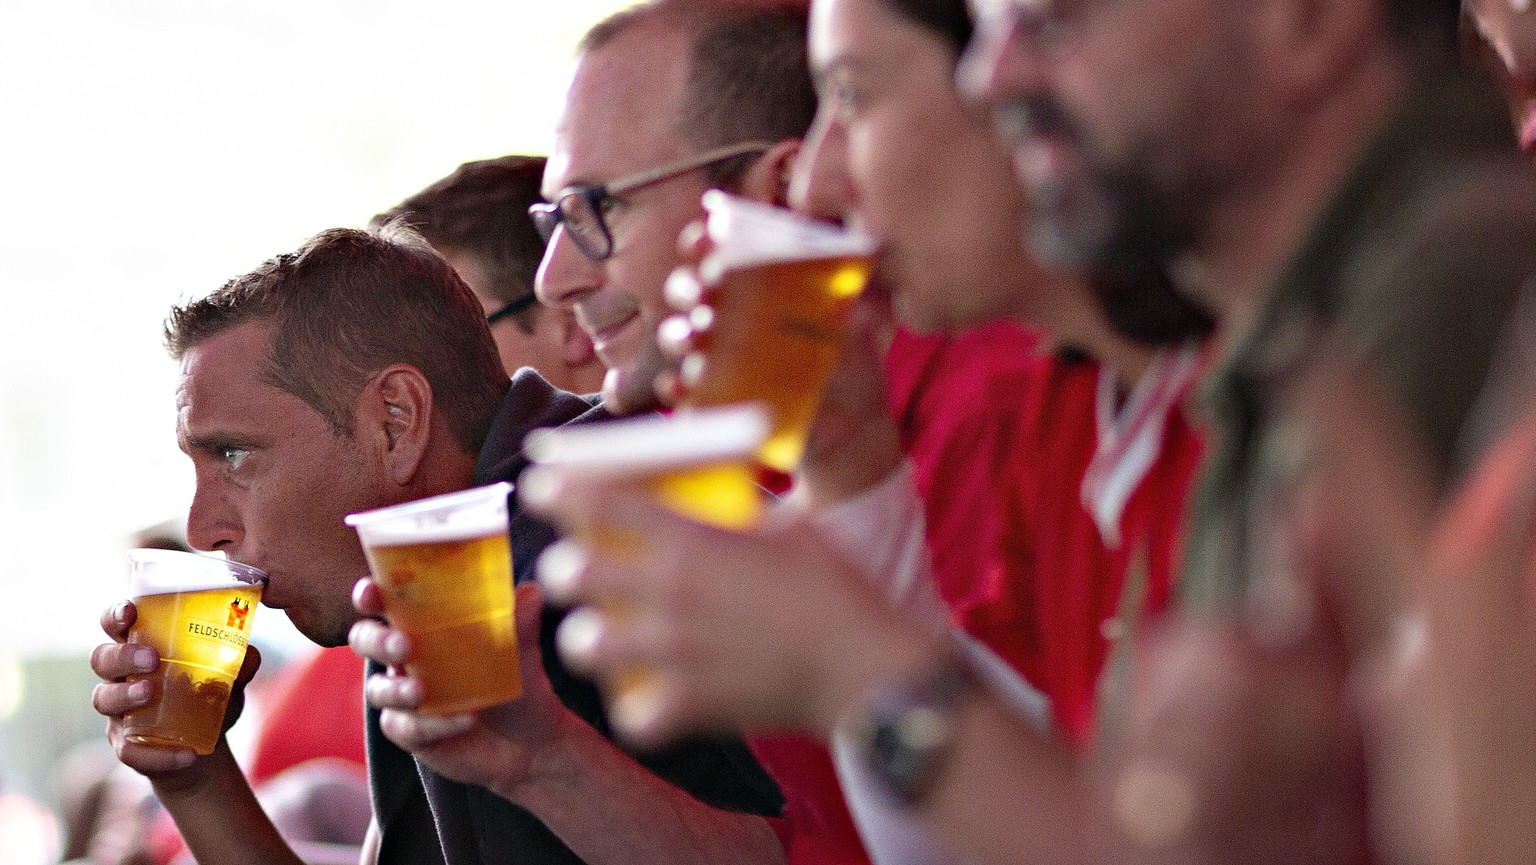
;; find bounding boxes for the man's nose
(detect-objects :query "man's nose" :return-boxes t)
[787,113,856,224]
[184,479,241,554]
[535,225,604,312]
[958,9,1053,111]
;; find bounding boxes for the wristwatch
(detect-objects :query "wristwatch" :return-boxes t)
[851,649,977,806]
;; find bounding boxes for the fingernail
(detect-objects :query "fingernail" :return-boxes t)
[537,541,586,601]
[612,687,662,738]
[400,678,423,705]
[171,750,197,769]
[519,467,559,509]
[556,609,602,661]
[665,269,703,308]
[128,679,153,701]
[112,602,131,624]
[133,647,158,672]
[385,632,409,661]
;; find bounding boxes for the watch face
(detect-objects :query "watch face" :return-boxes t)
[857,653,975,805]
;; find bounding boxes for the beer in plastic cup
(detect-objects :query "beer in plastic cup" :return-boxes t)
[675,191,875,472]
[122,549,266,756]
[345,482,520,715]
[525,405,769,708]
[524,404,770,535]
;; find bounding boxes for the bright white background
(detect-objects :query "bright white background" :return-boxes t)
[0,0,633,721]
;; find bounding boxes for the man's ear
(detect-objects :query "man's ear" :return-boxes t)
[361,364,434,486]
[732,139,803,208]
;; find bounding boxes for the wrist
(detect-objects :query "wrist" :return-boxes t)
[491,703,579,806]
[148,738,236,799]
[813,614,952,736]
[840,645,979,808]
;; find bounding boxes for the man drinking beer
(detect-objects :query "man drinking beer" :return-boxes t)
[88,225,783,865]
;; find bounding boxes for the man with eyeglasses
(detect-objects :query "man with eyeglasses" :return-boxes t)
[352,2,895,865]
[376,155,606,396]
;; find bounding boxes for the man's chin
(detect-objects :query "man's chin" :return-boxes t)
[285,609,349,649]
[600,365,663,417]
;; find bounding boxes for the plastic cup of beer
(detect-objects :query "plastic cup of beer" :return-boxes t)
[524,404,771,536]
[345,482,520,715]
[671,191,875,473]
[526,405,769,713]
[122,549,266,756]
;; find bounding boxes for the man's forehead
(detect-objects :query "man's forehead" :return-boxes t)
[174,322,286,420]
[543,25,694,197]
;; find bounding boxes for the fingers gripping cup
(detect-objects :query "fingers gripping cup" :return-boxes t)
[674,191,875,473]
[122,550,266,756]
[526,406,769,713]
[346,482,520,715]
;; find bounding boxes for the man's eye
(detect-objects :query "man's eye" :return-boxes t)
[832,79,861,118]
[220,447,250,470]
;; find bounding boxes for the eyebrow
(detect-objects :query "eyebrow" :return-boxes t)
[180,432,260,455]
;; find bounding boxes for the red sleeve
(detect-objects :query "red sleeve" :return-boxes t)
[747,733,871,865]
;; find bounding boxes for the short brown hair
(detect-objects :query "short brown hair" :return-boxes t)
[580,0,816,186]
[165,225,508,454]
[373,156,548,332]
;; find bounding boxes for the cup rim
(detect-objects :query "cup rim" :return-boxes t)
[524,403,768,476]
[127,548,268,586]
[343,480,513,528]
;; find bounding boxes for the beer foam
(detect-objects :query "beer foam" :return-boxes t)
[524,404,768,477]
[128,549,267,597]
[700,191,874,275]
[345,481,512,547]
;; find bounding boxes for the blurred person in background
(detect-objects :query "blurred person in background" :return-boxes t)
[374,155,606,395]
[525,0,1536,861]
[0,772,57,865]
[782,0,1212,753]
[54,741,154,865]
[90,225,781,865]
[1296,250,1536,864]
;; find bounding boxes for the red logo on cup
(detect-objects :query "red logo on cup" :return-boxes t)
[227,598,250,629]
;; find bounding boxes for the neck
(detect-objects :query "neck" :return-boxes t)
[1184,46,1412,346]
[1031,277,1160,395]
[407,439,481,502]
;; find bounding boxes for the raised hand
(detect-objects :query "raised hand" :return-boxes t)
[350,580,566,796]
[524,469,945,750]
[89,599,261,786]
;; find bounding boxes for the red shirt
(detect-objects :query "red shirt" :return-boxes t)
[884,322,1046,645]
[967,351,1205,748]
[743,322,1046,865]
[248,645,368,784]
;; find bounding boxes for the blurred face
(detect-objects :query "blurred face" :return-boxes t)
[536,25,714,414]
[177,321,394,647]
[794,0,1050,331]
[960,0,1257,273]
[1467,0,1536,160]
[438,246,606,395]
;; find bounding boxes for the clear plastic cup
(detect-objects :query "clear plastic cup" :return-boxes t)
[345,482,520,715]
[671,191,875,472]
[122,549,266,755]
[526,406,770,708]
